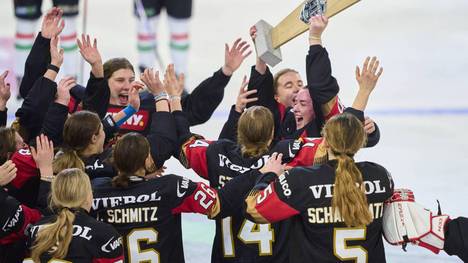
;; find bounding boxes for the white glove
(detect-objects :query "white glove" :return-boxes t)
[382,188,450,254]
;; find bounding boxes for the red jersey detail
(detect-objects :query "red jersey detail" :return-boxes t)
[183,139,212,179]
[10,148,38,188]
[324,96,344,121]
[15,33,35,39]
[277,102,287,122]
[172,183,218,215]
[170,33,189,40]
[92,255,125,263]
[0,205,42,245]
[106,108,150,132]
[287,137,323,167]
[255,184,299,223]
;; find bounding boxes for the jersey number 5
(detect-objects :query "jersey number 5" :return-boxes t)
[333,227,368,263]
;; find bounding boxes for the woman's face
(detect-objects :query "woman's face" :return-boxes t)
[107,68,135,106]
[275,71,303,108]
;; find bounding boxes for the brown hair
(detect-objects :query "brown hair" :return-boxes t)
[31,168,92,261]
[103,58,134,80]
[112,133,150,188]
[0,127,17,164]
[273,68,299,95]
[53,111,101,173]
[322,113,371,227]
[237,106,274,158]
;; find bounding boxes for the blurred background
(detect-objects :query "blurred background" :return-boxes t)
[1,0,467,262]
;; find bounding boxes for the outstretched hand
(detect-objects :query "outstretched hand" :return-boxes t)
[56,76,76,105]
[259,152,285,176]
[41,7,65,39]
[30,134,54,181]
[77,34,102,66]
[0,70,11,109]
[0,160,17,186]
[128,81,144,111]
[235,75,257,113]
[141,68,165,95]
[163,64,184,97]
[223,38,252,76]
[355,56,383,94]
[50,36,64,68]
[308,15,328,45]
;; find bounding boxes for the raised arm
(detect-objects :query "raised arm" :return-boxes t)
[19,7,64,99]
[181,38,251,125]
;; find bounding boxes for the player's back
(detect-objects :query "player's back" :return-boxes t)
[91,174,195,263]
[286,161,394,263]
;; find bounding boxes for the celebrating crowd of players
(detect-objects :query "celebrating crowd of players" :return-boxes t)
[1,6,468,263]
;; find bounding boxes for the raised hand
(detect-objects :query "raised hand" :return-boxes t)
[30,134,54,181]
[0,70,11,110]
[222,38,252,76]
[355,56,383,94]
[128,81,144,111]
[235,75,258,113]
[249,26,257,43]
[163,64,184,98]
[0,160,17,186]
[141,68,165,95]
[50,36,64,68]
[259,152,285,176]
[308,15,328,45]
[41,7,65,39]
[364,117,376,135]
[77,34,102,66]
[56,76,76,106]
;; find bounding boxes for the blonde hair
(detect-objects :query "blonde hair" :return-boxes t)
[237,106,274,158]
[31,169,92,262]
[322,113,371,227]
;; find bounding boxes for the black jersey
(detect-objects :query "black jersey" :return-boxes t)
[25,209,124,263]
[181,137,322,263]
[246,161,394,263]
[91,174,219,263]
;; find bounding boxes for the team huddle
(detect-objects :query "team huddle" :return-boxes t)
[1,3,468,263]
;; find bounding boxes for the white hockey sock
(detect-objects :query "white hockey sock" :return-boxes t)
[59,16,78,78]
[15,19,38,79]
[137,16,159,70]
[168,16,190,76]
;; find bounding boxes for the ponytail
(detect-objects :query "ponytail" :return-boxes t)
[112,173,131,188]
[31,208,75,262]
[332,154,372,227]
[53,149,85,174]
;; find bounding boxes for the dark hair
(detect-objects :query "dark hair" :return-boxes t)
[322,113,371,227]
[103,58,134,80]
[273,68,299,95]
[53,111,101,173]
[112,133,150,188]
[237,106,274,158]
[0,127,17,164]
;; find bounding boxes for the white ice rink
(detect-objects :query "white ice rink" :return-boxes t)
[1,0,467,262]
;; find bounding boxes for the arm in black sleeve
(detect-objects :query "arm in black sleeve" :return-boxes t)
[37,180,51,210]
[19,33,51,99]
[343,107,365,122]
[218,105,241,141]
[444,217,468,262]
[173,110,191,144]
[40,102,69,146]
[181,68,231,126]
[246,65,276,110]
[82,74,110,119]
[365,121,380,148]
[16,77,57,142]
[306,45,339,104]
[146,111,178,169]
[0,109,6,127]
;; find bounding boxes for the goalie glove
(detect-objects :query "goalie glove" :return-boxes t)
[382,188,450,254]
